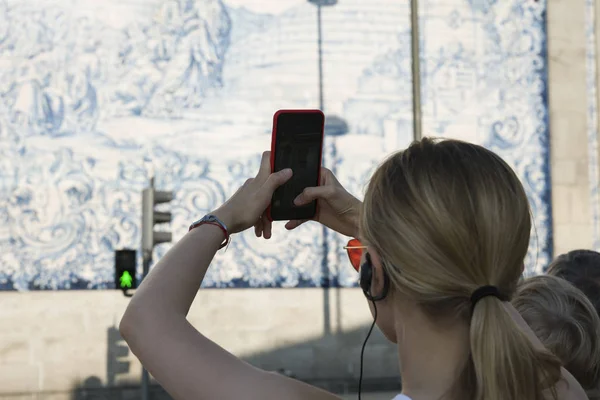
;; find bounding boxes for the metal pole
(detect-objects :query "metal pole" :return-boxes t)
[141,178,154,400]
[317,4,324,111]
[141,365,150,400]
[410,0,423,140]
[317,4,323,111]
[140,256,152,400]
[315,3,331,336]
[142,253,151,278]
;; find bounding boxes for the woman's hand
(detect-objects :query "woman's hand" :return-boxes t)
[284,167,362,238]
[212,151,292,238]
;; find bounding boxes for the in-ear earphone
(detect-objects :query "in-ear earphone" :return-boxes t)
[360,253,390,301]
[357,253,391,400]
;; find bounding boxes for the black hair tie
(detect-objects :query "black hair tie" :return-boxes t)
[470,285,507,313]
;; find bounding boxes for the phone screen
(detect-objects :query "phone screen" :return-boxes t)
[270,111,324,221]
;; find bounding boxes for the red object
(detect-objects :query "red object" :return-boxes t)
[189,221,230,249]
[266,109,325,222]
[345,238,367,272]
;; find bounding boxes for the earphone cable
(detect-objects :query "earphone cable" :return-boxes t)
[358,299,378,400]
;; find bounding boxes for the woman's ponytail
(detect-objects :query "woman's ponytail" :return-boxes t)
[361,139,568,399]
[469,297,562,400]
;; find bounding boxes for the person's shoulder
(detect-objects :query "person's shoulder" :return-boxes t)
[552,368,591,400]
[391,395,412,400]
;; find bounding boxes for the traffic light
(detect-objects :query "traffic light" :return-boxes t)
[115,249,137,293]
[141,180,173,261]
[106,326,130,386]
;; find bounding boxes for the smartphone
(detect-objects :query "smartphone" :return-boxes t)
[268,109,325,221]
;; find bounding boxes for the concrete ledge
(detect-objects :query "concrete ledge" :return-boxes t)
[0,378,401,400]
[0,289,399,396]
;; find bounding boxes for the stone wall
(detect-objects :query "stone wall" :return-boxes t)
[548,0,596,255]
[0,288,400,399]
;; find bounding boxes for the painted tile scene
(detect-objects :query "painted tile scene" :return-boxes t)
[1,0,569,290]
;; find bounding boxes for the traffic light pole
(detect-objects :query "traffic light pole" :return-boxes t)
[142,253,152,278]
[141,256,151,400]
[140,177,173,400]
[141,371,150,400]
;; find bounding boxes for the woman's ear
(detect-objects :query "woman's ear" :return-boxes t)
[367,249,387,296]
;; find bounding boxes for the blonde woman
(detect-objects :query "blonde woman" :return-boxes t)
[120,138,587,400]
[513,275,600,400]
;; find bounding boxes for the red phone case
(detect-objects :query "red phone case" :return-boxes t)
[266,109,325,222]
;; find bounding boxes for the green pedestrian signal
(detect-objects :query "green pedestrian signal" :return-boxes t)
[119,271,133,289]
[115,249,137,296]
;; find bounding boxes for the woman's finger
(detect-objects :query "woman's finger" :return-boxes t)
[319,166,335,184]
[285,219,309,230]
[255,151,272,182]
[254,217,263,237]
[264,168,292,194]
[262,215,273,239]
[294,186,336,206]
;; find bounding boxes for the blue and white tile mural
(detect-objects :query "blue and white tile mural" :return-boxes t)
[0,0,551,290]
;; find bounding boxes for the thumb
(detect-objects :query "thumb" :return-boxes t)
[285,219,309,230]
[263,168,293,193]
[294,186,335,206]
